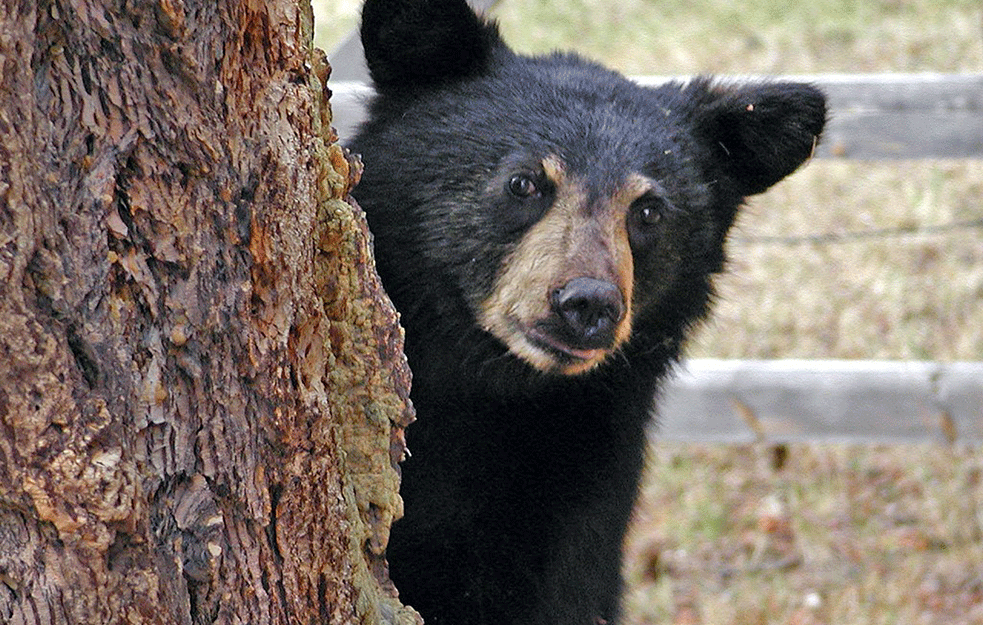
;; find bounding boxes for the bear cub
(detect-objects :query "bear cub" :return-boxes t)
[349,1,826,623]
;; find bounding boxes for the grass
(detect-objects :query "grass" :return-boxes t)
[311,0,361,54]
[696,161,983,361]
[312,2,983,623]
[491,0,982,75]
[625,443,983,625]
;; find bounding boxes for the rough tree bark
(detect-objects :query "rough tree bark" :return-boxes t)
[0,1,418,624]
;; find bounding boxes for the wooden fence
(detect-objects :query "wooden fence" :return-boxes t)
[328,29,983,443]
[656,360,983,444]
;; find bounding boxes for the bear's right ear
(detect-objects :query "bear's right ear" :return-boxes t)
[361,0,503,93]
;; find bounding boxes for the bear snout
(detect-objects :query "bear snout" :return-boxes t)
[549,277,625,350]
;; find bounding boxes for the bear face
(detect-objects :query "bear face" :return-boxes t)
[349,1,825,623]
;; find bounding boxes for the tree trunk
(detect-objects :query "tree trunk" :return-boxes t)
[0,1,418,624]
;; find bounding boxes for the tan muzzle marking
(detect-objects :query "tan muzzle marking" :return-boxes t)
[479,157,651,375]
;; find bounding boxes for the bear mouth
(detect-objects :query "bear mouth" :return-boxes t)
[524,324,607,368]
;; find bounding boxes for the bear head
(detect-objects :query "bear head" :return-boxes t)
[350,0,826,377]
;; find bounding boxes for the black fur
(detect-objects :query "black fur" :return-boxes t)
[349,2,825,623]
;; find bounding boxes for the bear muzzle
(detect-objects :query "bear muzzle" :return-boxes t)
[517,277,627,373]
[476,157,639,375]
[548,277,625,350]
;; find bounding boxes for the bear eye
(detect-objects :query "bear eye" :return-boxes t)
[628,194,676,249]
[631,195,669,228]
[507,173,539,198]
[498,169,553,232]
[637,205,662,226]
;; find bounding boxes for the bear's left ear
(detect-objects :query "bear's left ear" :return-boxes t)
[689,80,827,196]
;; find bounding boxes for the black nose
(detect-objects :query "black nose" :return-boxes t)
[550,278,625,349]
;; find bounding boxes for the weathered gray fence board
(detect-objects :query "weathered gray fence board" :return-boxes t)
[330,74,983,159]
[811,73,983,159]
[329,81,372,140]
[656,360,983,444]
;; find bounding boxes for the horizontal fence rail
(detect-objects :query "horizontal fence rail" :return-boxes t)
[655,360,983,444]
[803,73,983,159]
[328,73,983,159]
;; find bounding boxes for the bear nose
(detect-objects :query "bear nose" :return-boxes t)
[550,278,625,349]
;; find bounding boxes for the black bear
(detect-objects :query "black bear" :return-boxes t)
[349,1,825,623]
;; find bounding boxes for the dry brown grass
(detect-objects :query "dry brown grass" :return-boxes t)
[624,443,983,625]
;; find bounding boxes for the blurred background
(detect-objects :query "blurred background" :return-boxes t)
[313,2,983,623]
